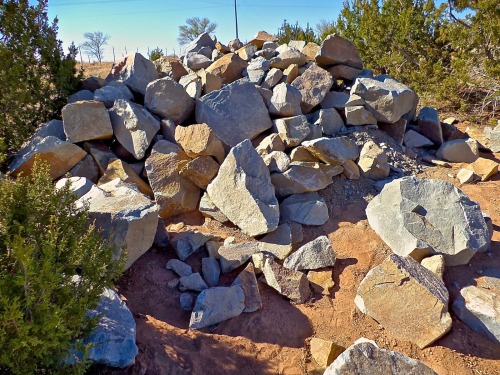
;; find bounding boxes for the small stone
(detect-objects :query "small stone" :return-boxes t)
[255,133,286,156]
[307,108,344,136]
[167,278,180,289]
[289,222,304,244]
[272,115,311,147]
[291,64,333,113]
[205,240,223,259]
[421,255,445,279]
[289,146,318,162]
[280,192,329,226]
[268,82,303,117]
[179,72,202,99]
[307,270,335,296]
[404,130,434,148]
[261,257,311,303]
[282,63,299,84]
[310,337,344,368]
[171,231,213,261]
[457,168,476,184]
[263,151,290,173]
[98,159,154,198]
[179,273,209,292]
[259,224,293,260]
[342,159,361,180]
[199,193,229,223]
[202,257,221,287]
[179,156,220,190]
[284,236,336,271]
[302,137,359,165]
[436,138,479,163]
[218,242,262,273]
[358,140,390,180]
[270,49,307,70]
[237,44,257,61]
[417,107,443,145]
[232,263,262,313]
[467,157,499,181]
[260,68,283,90]
[345,105,377,126]
[328,64,363,81]
[179,293,194,311]
[321,91,350,110]
[271,163,334,198]
[205,53,248,84]
[166,259,192,277]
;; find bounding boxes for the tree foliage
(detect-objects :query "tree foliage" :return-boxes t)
[177,17,217,46]
[0,161,123,374]
[81,31,110,63]
[277,20,317,45]
[0,0,80,160]
[148,47,163,62]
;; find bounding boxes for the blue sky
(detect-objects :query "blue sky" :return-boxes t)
[46,0,344,62]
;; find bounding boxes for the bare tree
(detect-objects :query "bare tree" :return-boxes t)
[177,17,217,46]
[81,31,110,63]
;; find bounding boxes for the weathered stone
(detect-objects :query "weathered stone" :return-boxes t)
[263,151,290,173]
[260,68,283,90]
[68,154,99,183]
[9,136,86,179]
[342,159,360,180]
[179,156,219,190]
[228,38,244,51]
[205,53,248,84]
[248,31,277,49]
[272,115,311,147]
[270,49,307,70]
[259,224,293,260]
[483,124,500,152]
[291,64,333,113]
[160,117,177,143]
[207,139,279,236]
[98,159,154,198]
[289,146,318,162]
[174,123,225,163]
[288,40,306,50]
[181,32,216,56]
[358,140,390,180]
[316,34,363,69]
[179,273,209,292]
[280,192,329,225]
[305,123,323,142]
[144,77,195,124]
[345,94,365,107]
[321,91,350,110]
[256,86,273,108]
[345,105,377,126]
[94,82,134,108]
[302,137,358,165]
[232,263,262,313]
[108,99,160,160]
[80,76,105,92]
[218,242,262,273]
[171,231,213,261]
[351,76,417,123]
[420,254,445,279]
[83,141,116,175]
[186,53,212,70]
[307,108,344,136]
[237,44,257,61]
[307,270,335,295]
[284,236,335,271]
[24,119,66,145]
[198,69,222,95]
[457,168,476,184]
[189,285,245,330]
[378,118,407,145]
[301,42,319,61]
[261,257,311,303]
[467,157,499,181]
[202,257,221,287]
[268,82,302,117]
[206,240,223,259]
[56,176,94,200]
[282,63,299,84]
[68,90,94,103]
[452,273,500,344]
[271,163,333,198]
[366,177,491,265]
[310,338,344,368]
[62,101,113,143]
[328,64,363,81]
[417,107,443,145]
[106,53,158,96]
[179,73,202,99]
[153,218,169,249]
[355,254,452,348]
[251,252,267,274]
[78,184,159,270]
[436,138,479,163]
[199,192,229,223]
[324,341,437,375]
[255,133,286,156]
[289,222,304,244]
[196,80,273,147]
[404,129,434,148]
[179,293,194,311]
[154,56,188,81]
[166,258,192,277]
[145,140,200,218]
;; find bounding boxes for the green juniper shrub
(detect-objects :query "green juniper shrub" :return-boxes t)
[0,161,123,374]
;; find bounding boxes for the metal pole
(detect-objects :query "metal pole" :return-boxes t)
[112,46,115,62]
[234,0,239,40]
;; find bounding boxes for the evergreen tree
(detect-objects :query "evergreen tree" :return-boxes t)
[277,20,317,45]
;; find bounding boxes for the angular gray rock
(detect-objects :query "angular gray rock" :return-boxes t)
[345,105,378,126]
[291,64,333,113]
[351,76,417,123]
[171,231,213,261]
[355,254,452,348]
[55,176,94,199]
[189,285,245,330]
[199,192,229,223]
[321,91,350,110]
[232,263,262,313]
[144,77,195,124]
[436,138,479,163]
[328,64,363,81]
[484,124,500,152]
[307,108,344,136]
[271,163,336,198]
[270,49,307,70]
[62,101,113,143]
[404,129,434,148]
[302,137,359,165]
[68,155,99,183]
[166,258,193,277]
[182,32,216,56]
[280,192,329,225]
[179,73,202,99]
[207,139,279,237]
[180,293,194,311]
[195,80,273,147]
[106,53,158,96]
[366,177,491,265]
[268,82,303,117]
[316,34,363,69]
[202,257,221,287]
[68,89,94,103]
[109,99,160,160]
[272,115,311,147]
[417,107,443,145]
[94,82,134,108]
[259,224,293,260]
[284,236,336,271]
[186,53,212,70]
[218,242,262,273]
[324,341,437,375]
[358,140,390,180]
[261,257,311,303]
[263,151,290,173]
[179,273,209,292]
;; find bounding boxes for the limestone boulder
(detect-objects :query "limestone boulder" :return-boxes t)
[109,99,160,160]
[62,101,113,143]
[196,80,273,147]
[179,156,219,190]
[302,137,359,165]
[291,64,333,113]
[270,49,307,70]
[205,53,248,84]
[145,140,200,218]
[181,32,216,56]
[358,140,390,180]
[280,192,329,225]
[144,77,195,124]
[436,138,479,163]
[284,236,336,271]
[366,177,491,265]
[351,76,417,123]
[316,34,363,69]
[93,82,134,108]
[174,123,225,163]
[272,115,311,147]
[268,83,303,117]
[9,136,86,179]
[307,108,344,136]
[106,53,158,96]
[218,242,262,273]
[98,159,154,198]
[355,254,452,348]
[259,224,293,260]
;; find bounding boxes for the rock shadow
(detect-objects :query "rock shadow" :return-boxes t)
[331,257,359,299]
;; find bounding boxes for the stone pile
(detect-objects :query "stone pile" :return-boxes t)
[8,30,500,371]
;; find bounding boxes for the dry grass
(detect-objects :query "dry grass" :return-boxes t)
[77,62,114,79]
